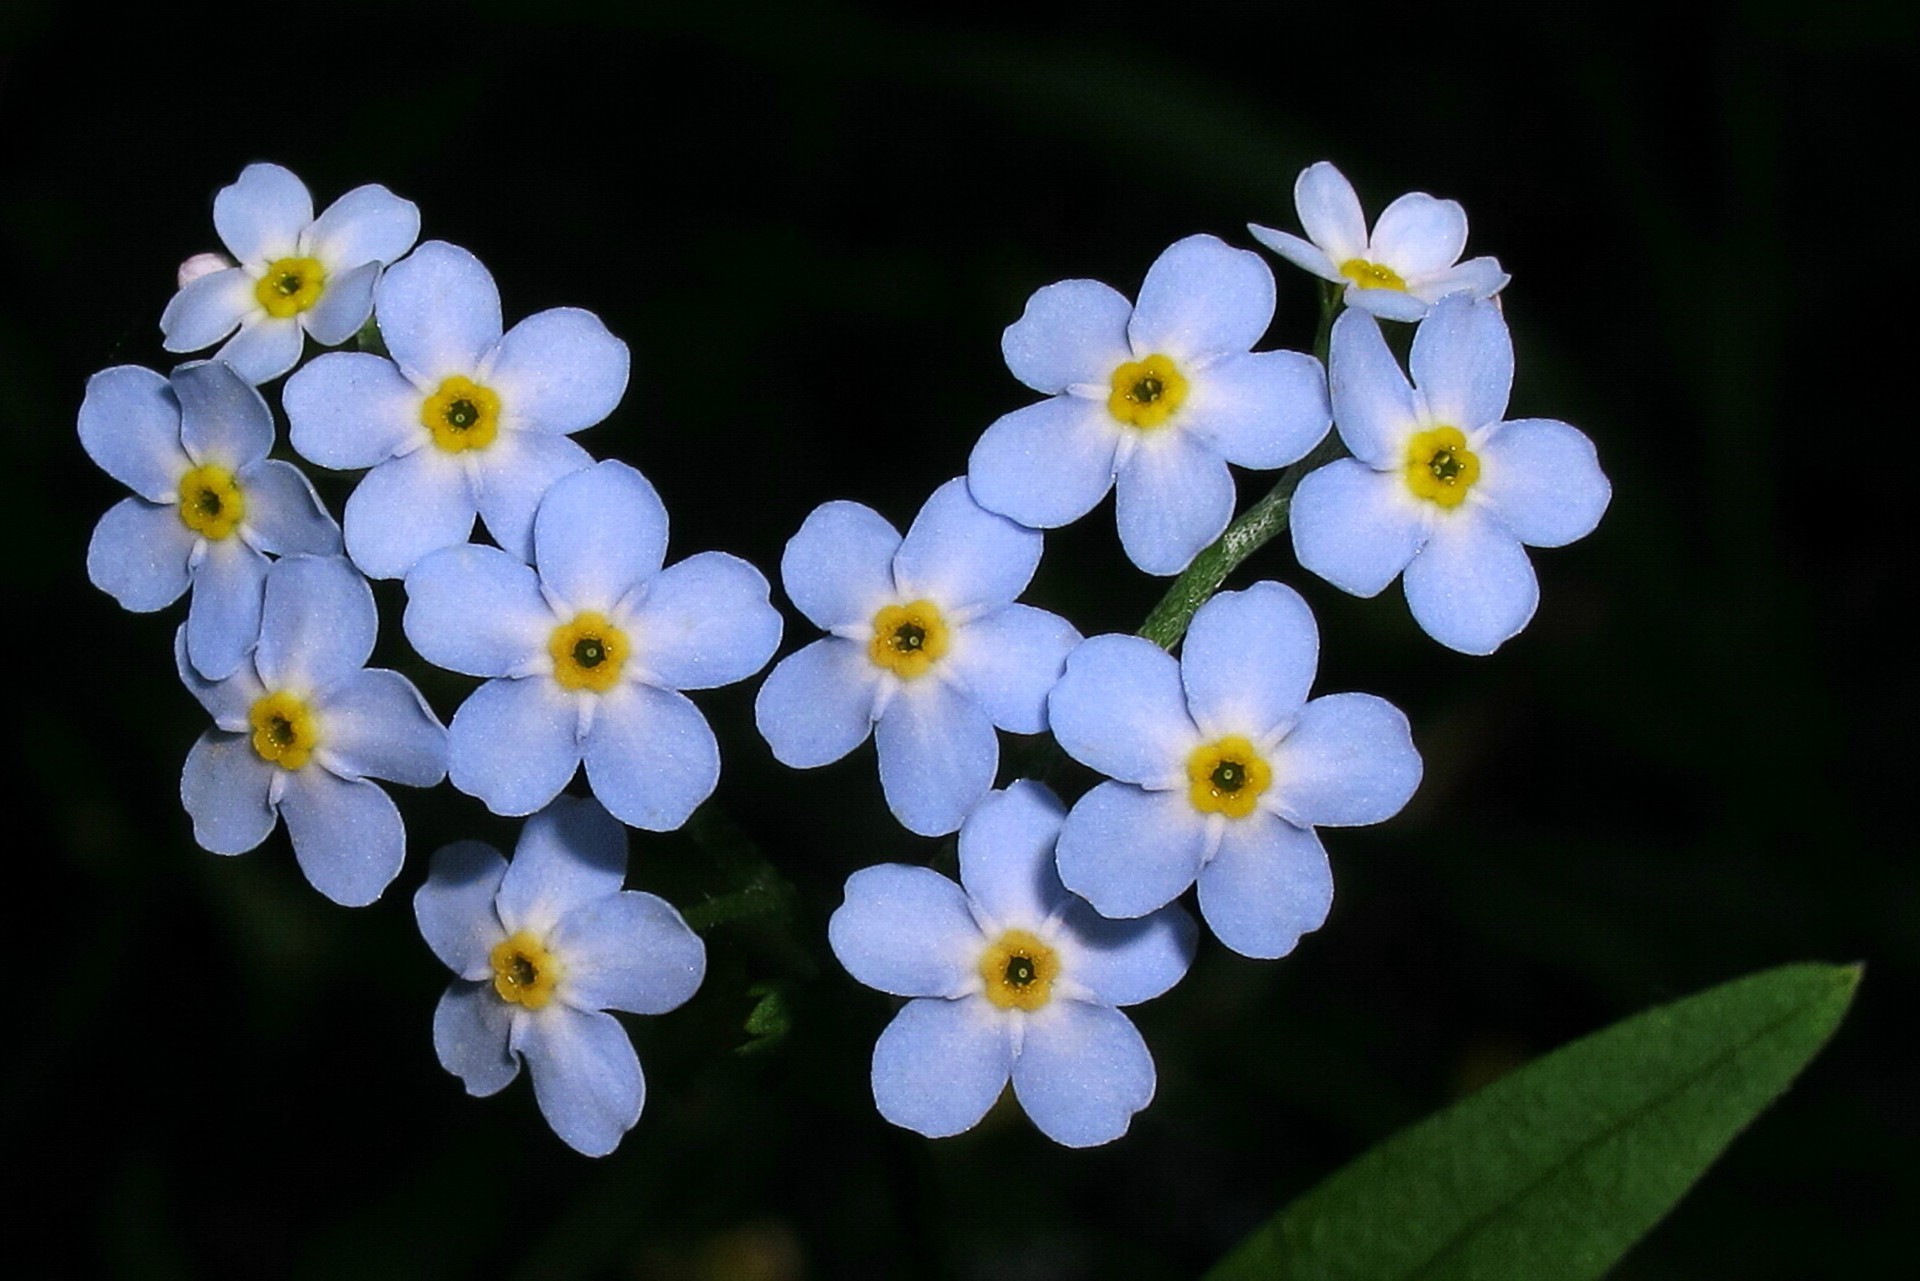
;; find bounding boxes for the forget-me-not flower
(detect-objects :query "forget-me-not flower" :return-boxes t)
[177,554,447,906]
[160,162,420,384]
[830,781,1196,1146]
[1291,294,1611,655]
[404,460,780,830]
[968,233,1329,575]
[755,478,1081,837]
[284,239,628,579]
[415,796,706,1157]
[1048,582,1421,959]
[1248,161,1508,322]
[81,360,341,681]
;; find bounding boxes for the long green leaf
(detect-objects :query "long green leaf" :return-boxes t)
[1206,962,1860,1281]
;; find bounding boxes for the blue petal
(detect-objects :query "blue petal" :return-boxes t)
[966,394,1118,530]
[1344,285,1431,323]
[302,259,379,346]
[432,981,519,1096]
[943,604,1080,736]
[185,537,267,682]
[1011,1001,1155,1148]
[1054,781,1210,919]
[533,461,668,611]
[552,891,705,1015]
[1246,223,1340,283]
[174,624,263,730]
[871,998,1011,1138]
[516,1005,644,1157]
[234,459,341,557]
[778,500,900,631]
[315,668,447,787]
[753,638,881,768]
[376,240,503,384]
[213,163,312,264]
[1290,459,1425,598]
[626,551,781,691]
[159,269,252,354]
[216,314,307,385]
[1475,418,1611,548]
[498,795,627,936]
[1001,277,1133,394]
[484,307,630,433]
[416,840,509,979]
[88,499,192,612]
[1293,162,1369,263]
[471,428,594,563]
[404,543,552,677]
[1195,813,1332,959]
[284,351,423,470]
[1371,192,1468,278]
[1328,309,1418,468]
[342,449,476,581]
[255,554,375,691]
[829,864,979,998]
[581,683,719,832]
[874,678,999,837]
[78,365,186,499]
[893,477,1042,615]
[1412,256,1509,304]
[1403,511,1539,655]
[1271,692,1421,827]
[180,732,276,855]
[1410,293,1512,431]
[955,780,1070,930]
[448,677,581,817]
[302,182,421,270]
[1047,634,1193,786]
[279,767,407,906]
[1113,431,1235,576]
[173,360,273,470]
[1128,234,1274,361]
[1180,582,1318,739]
[1184,349,1329,471]
[1053,898,1196,1007]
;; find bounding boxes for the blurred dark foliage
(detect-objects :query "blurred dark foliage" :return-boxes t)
[3,1,1910,1277]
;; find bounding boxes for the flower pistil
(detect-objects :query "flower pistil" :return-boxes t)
[249,690,320,770]
[1186,735,1272,819]
[548,611,630,693]
[176,463,247,540]
[252,256,328,318]
[1106,353,1189,429]
[1403,425,1481,508]
[421,375,502,453]
[490,929,564,1010]
[867,599,950,679]
[977,928,1060,1011]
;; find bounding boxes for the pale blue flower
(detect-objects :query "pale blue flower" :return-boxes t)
[404,460,780,830]
[160,162,420,384]
[284,239,628,579]
[755,478,1081,837]
[968,234,1329,575]
[1291,294,1612,655]
[177,554,447,906]
[1248,161,1508,322]
[81,361,340,681]
[830,781,1195,1147]
[414,796,706,1157]
[1048,582,1421,959]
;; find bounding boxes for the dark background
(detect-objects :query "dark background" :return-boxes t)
[4,1,1909,1277]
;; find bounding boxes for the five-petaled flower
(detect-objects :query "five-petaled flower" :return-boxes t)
[160,162,421,384]
[404,460,781,830]
[284,239,629,579]
[177,554,447,906]
[830,781,1196,1146]
[81,360,341,681]
[1047,582,1422,958]
[755,478,1081,837]
[414,796,706,1157]
[1290,294,1611,655]
[1248,161,1508,322]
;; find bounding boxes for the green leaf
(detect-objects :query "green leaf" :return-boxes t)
[1205,962,1859,1281]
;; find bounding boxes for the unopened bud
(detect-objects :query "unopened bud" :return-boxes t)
[177,252,235,289]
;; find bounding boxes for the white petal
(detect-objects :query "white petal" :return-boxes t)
[1293,162,1369,263]
[1370,192,1469,278]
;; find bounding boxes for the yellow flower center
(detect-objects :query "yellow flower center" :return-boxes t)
[249,691,321,771]
[977,928,1060,1012]
[1107,353,1189,430]
[252,256,328,318]
[490,930,564,1011]
[421,375,502,453]
[867,600,950,680]
[548,611,630,693]
[177,463,246,540]
[1403,425,1481,509]
[1186,735,1272,820]
[1338,258,1408,292]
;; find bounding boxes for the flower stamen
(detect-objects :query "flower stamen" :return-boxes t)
[421,375,502,453]
[1338,258,1408,292]
[549,611,630,693]
[490,930,564,1010]
[867,600,950,679]
[248,690,321,771]
[1403,426,1481,508]
[253,256,328,317]
[1107,353,1189,430]
[177,463,246,540]
[1186,735,1272,819]
[977,928,1060,1011]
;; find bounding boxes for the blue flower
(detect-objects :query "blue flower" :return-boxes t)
[1048,582,1422,959]
[755,478,1081,837]
[160,163,420,384]
[414,796,706,1157]
[404,460,781,830]
[283,240,628,579]
[1291,294,1612,655]
[81,361,341,681]
[177,554,447,906]
[1247,161,1508,323]
[830,781,1196,1147]
[967,234,1330,575]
